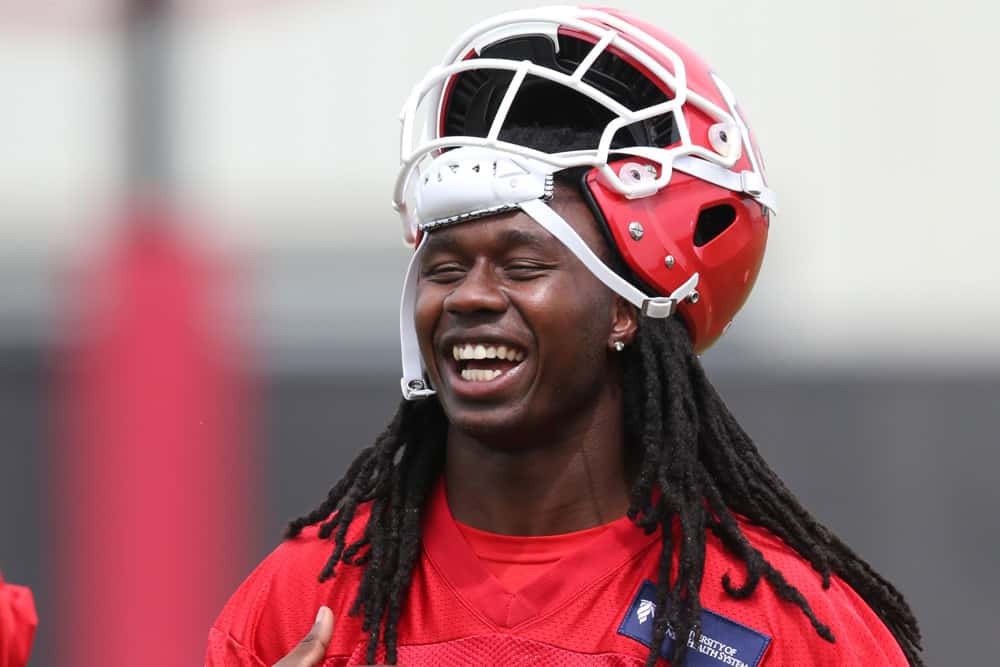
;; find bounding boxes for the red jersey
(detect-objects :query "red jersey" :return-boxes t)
[207,480,907,666]
[455,517,613,592]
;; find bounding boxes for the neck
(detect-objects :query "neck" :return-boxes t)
[444,397,630,536]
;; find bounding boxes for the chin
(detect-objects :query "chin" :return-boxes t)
[443,402,542,448]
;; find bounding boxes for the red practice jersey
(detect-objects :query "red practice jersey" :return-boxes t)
[208,479,907,666]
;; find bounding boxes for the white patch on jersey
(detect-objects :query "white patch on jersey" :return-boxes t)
[636,598,656,624]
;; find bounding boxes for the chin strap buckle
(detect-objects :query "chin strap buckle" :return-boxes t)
[641,296,677,318]
[740,170,764,197]
[401,377,435,400]
[642,273,700,318]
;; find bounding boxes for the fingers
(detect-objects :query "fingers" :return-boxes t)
[273,606,334,667]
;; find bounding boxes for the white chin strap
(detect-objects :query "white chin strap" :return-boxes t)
[397,151,700,400]
[517,198,699,319]
[399,235,437,399]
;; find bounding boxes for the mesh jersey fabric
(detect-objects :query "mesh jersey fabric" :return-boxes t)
[455,516,611,593]
[207,477,909,666]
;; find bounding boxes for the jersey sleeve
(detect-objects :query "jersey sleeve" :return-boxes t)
[206,541,290,667]
[760,573,909,666]
[205,516,371,667]
[711,522,911,667]
[206,626,268,667]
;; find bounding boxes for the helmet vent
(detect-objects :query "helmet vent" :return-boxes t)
[693,204,736,247]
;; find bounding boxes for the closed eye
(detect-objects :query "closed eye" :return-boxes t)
[505,262,555,280]
[422,263,466,282]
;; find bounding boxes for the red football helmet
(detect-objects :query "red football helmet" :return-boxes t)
[393,7,774,398]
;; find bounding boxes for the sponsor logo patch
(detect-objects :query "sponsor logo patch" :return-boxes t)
[618,580,771,666]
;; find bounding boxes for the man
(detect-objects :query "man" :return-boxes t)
[207,7,923,666]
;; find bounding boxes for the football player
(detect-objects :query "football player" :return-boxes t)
[208,7,922,666]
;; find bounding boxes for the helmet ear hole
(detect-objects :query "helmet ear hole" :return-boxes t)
[693,204,736,247]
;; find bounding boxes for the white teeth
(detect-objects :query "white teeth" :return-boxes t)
[461,368,503,382]
[452,343,526,361]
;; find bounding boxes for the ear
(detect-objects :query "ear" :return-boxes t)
[607,295,638,350]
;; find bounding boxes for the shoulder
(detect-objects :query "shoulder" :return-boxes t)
[207,507,371,666]
[700,517,909,667]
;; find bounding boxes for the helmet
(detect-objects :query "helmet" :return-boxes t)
[393,6,774,399]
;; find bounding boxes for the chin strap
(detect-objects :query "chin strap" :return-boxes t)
[399,236,435,400]
[673,155,777,214]
[518,199,699,317]
[398,198,700,400]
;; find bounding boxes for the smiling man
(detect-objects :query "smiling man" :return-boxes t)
[207,7,923,667]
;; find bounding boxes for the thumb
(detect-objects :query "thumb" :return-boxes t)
[273,606,334,666]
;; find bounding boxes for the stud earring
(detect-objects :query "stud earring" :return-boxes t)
[613,341,625,352]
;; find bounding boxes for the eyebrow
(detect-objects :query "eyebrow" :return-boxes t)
[421,225,556,255]
[494,227,553,251]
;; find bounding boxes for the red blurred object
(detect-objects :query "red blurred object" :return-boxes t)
[54,206,255,666]
[0,570,37,667]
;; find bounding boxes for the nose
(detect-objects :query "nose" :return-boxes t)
[444,259,507,316]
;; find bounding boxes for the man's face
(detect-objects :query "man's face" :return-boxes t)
[414,183,635,443]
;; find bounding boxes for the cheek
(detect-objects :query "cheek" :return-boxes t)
[521,281,614,371]
[414,288,443,370]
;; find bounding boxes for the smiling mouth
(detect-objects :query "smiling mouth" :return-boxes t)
[450,343,526,383]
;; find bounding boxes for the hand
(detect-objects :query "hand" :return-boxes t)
[273,606,334,667]
[272,606,397,667]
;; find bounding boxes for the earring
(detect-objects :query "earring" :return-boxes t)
[613,340,625,352]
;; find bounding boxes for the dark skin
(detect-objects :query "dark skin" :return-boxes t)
[414,182,638,535]
[275,182,638,665]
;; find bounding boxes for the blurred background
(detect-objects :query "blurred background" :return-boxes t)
[1,0,997,664]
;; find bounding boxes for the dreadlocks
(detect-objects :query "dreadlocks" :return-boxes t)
[285,313,924,666]
[288,116,922,663]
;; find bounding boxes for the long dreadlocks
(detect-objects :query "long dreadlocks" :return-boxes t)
[286,311,924,666]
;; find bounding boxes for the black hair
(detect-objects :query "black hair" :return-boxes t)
[286,127,923,666]
[286,316,922,666]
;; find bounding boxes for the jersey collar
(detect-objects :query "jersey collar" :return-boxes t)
[421,477,660,629]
